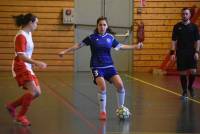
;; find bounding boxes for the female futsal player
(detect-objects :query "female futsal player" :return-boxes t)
[58,16,142,120]
[6,13,47,126]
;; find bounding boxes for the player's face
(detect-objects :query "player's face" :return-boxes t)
[182,9,191,22]
[29,18,38,31]
[97,20,108,34]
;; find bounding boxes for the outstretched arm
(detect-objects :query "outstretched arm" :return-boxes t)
[58,43,82,57]
[118,43,143,50]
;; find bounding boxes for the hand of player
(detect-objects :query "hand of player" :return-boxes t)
[35,61,47,69]
[137,42,143,49]
[170,54,176,61]
[194,52,199,60]
[58,51,65,58]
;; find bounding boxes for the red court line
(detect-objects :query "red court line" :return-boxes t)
[41,80,98,133]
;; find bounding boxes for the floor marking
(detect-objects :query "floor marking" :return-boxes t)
[124,74,200,104]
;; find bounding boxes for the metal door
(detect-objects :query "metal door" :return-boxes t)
[75,0,132,72]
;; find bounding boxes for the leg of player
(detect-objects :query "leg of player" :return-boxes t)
[14,80,40,126]
[111,75,131,120]
[96,77,107,120]
[188,69,197,97]
[6,76,41,122]
[16,81,41,126]
[110,75,125,108]
[179,71,188,98]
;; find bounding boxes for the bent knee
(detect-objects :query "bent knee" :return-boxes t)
[117,88,125,93]
[115,82,124,91]
[32,88,41,98]
[98,87,106,93]
[35,90,41,97]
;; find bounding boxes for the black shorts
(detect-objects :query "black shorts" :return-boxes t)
[176,50,197,71]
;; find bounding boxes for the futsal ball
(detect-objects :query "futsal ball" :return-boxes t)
[116,106,131,120]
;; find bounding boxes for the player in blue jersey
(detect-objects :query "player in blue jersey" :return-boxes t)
[59,16,143,120]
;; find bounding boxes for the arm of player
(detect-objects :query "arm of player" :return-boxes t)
[196,40,200,52]
[119,43,143,50]
[194,40,200,60]
[17,53,47,69]
[170,40,177,61]
[171,41,176,51]
[58,43,83,57]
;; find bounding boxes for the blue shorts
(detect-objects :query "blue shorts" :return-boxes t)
[91,67,118,85]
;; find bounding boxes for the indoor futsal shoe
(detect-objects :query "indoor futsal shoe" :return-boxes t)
[5,103,16,119]
[15,116,31,126]
[188,88,195,97]
[181,91,188,99]
[99,112,107,120]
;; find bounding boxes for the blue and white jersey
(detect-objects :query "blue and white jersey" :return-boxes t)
[80,32,122,68]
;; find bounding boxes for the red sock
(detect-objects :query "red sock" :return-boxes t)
[17,93,34,117]
[10,94,27,108]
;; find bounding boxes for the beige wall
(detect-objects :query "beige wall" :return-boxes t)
[0,0,199,72]
[0,0,74,71]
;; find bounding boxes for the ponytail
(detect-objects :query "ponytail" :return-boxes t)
[13,14,24,27]
[13,13,37,27]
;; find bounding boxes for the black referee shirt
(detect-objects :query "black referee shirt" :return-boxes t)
[172,22,199,51]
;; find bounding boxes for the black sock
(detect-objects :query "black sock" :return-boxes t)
[180,75,187,92]
[188,74,196,90]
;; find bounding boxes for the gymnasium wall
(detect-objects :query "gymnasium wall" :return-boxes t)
[133,0,200,72]
[0,0,199,72]
[0,0,74,71]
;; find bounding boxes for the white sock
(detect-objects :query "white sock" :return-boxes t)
[98,91,106,112]
[117,88,125,107]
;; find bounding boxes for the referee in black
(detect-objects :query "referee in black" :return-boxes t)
[170,7,200,98]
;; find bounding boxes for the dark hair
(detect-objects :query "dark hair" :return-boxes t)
[13,13,37,27]
[181,7,191,13]
[94,16,115,35]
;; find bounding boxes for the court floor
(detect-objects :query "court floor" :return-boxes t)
[0,71,200,134]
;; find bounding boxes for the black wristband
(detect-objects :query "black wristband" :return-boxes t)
[169,50,175,55]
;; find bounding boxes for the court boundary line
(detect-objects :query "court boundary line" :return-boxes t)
[124,74,200,104]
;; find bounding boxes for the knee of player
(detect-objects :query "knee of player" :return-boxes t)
[98,84,106,92]
[98,88,106,94]
[97,82,106,93]
[117,87,125,93]
[190,70,197,75]
[116,83,124,91]
[179,71,187,75]
[33,89,41,97]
